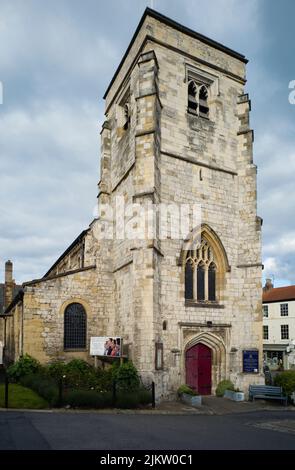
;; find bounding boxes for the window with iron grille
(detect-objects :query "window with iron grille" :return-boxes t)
[263,305,268,317]
[280,303,288,316]
[64,303,86,350]
[263,325,269,340]
[281,324,289,340]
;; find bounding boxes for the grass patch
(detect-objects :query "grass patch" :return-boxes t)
[0,383,49,409]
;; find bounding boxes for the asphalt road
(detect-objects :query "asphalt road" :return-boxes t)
[0,410,295,450]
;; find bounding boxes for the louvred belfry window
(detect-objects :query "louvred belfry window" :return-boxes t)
[64,303,86,350]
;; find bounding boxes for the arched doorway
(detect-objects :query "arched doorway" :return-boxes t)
[185,343,212,395]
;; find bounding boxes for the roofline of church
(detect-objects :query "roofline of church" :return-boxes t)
[43,229,89,278]
[3,289,24,315]
[103,7,248,100]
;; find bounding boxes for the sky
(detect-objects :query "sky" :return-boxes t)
[0,0,295,286]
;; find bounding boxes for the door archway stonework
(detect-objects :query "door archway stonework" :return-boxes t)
[184,331,226,394]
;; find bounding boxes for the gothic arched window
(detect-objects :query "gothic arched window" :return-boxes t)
[184,238,217,302]
[64,303,87,350]
[188,81,210,118]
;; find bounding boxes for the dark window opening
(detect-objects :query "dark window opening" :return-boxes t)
[197,264,205,301]
[123,103,130,130]
[188,81,198,114]
[185,261,194,300]
[64,303,86,350]
[208,263,216,301]
[199,86,209,118]
[163,321,167,331]
[263,325,269,340]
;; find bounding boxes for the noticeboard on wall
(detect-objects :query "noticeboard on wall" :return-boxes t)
[243,349,259,373]
[90,337,122,357]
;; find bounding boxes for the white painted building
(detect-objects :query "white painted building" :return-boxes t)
[263,280,295,370]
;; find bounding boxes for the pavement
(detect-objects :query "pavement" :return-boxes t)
[150,395,295,415]
[0,395,294,415]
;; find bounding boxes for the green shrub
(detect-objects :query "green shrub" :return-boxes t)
[274,370,295,396]
[93,368,113,392]
[65,359,92,374]
[65,390,113,408]
[113,361,140,391]
[47,361,67,380]
[177,384,198,396]
[115,392,140,409]
[216,380,235,397]
[7,355,42,381]
[20,373,59,406]
[137,389,152,405]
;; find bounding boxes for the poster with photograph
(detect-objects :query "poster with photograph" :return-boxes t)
[90,336,122,357]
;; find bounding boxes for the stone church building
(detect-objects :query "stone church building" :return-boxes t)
[1,9,264,398]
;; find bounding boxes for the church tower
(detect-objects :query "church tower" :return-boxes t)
[98,8,264,398]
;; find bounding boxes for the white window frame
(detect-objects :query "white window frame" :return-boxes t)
[280,303,288,316]
[281,324,289,340]
[263,325,269,340]
[263,305,269,317]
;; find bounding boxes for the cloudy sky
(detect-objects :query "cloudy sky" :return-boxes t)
[0,0,294,286]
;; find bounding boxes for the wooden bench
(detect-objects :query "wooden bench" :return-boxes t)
[249,385,288,405]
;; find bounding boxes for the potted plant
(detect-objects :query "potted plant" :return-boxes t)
[224,388,245,402]
[177,384,202,407]
[216,380,244,401]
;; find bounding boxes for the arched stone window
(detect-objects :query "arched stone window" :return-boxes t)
[182,225,230,304]
[64,303,87,350]
[188,81,210,118]
[184,238,219,302]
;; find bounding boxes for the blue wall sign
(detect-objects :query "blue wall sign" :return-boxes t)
[243,350,259,373]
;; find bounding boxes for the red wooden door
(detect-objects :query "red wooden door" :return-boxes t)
[185,343,212,395]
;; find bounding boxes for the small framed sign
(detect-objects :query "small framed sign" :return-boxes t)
[243,349,259,373]
[155,343,163,370]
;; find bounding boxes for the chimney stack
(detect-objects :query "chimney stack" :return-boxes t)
[4,260,14,308]
[263,278,274,292]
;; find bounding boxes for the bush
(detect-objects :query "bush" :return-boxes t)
[20,373,59,406]
[274,370,295,397]
[65,359,92,375]
[115,392,140,409]
[137,389,152,405]
[177,384,198,397]
[7,355,42,381]
[65,390,113,408]
[47,361,67,380]
[216,380,235,397]
[47,359,112,391]
[113,361,140,391]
